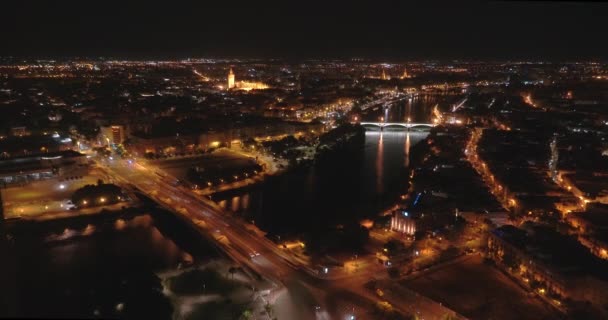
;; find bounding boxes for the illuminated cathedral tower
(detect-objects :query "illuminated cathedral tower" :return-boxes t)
[227,68,235,89]
[401,67,410,79]
[381,68,388,80]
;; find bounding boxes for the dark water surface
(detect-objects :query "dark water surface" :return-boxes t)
[212,95,442,236]
[0,209,217,318]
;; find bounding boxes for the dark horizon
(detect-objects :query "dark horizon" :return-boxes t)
[2,1,608,61]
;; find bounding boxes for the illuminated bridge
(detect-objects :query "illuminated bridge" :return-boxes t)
[360,121,436,130]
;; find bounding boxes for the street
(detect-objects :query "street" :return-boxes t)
[95,156,462,319]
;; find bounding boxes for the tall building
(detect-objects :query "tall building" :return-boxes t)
[227,68,235,89]
[381,68,388,80]
[100,125,126,145]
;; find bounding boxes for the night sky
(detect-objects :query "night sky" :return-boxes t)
[2,1,607,60]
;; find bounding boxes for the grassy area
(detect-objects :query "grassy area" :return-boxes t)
[184,301,248,320]
[167,268,240,296]
[156,149,257,181]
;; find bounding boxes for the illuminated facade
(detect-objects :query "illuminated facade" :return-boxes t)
[227,68,268,91]
[100,125,126,145]
[228,67,235,89]
[390,211,416,235]
[0,150,89,186]
[235,81,269,91]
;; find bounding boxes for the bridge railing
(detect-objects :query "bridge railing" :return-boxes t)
[360,122,435,128]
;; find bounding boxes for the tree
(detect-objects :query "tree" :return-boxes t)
[438,246,461,262]
[264,303,274,318]
[240,309,253,320]
[502,252,518,270]
[384,239,406,257]
[441,313,458,320]
[387,267,400,278]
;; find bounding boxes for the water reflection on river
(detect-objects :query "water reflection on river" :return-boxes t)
[0,211,216,318]
[364,93,437,124]
[215,131,429,235]
[213,95,446,236]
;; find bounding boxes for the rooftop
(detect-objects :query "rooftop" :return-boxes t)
[493,224,608,280]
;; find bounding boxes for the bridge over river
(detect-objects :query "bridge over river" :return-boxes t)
[360,121,436,130]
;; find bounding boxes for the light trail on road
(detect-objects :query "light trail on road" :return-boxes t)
[95,156,465,319]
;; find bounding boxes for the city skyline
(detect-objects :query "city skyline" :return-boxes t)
[2,2,608,320]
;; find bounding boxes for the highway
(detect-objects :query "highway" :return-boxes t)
[95,156,464,319]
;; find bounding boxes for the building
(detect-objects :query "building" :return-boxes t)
[235,80,269,91]
[99,125,127,145]
[10,126,29,137]
[390,210,416,235]
[400,67,410,79]
[487,224,608,314]
[566,203,608,260]
[0,150,89,186]
[128,120,323,157]
[0,134,73,158]
[226,68,268,91]
[128,133,200,157]
[228,67,235,89]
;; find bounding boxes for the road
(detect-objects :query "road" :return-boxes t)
[96,156,463,319]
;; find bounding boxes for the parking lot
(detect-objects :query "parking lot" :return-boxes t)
[1,171,110,219]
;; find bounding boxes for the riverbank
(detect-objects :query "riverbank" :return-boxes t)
[211,130,429,250]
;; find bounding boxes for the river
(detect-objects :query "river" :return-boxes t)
[0,93,447,318]
[212,94,446,236]
[0,209,217,318]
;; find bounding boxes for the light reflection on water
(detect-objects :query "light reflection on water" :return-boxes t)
[405,131,411,168]
[2,211,221,318]
[212,130,429,234]
[364,131,428,194]
[376,131,384,194]
[40,214,189,269]
[363,93,436,124]
[210,95,444,233]
[27,213,207,275]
